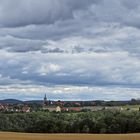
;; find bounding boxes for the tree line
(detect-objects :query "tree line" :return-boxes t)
[0,110,140,133]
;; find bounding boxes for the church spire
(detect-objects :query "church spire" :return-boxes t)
[44,94,47,105]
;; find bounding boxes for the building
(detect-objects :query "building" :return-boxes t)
[22,105,30,113]
[43,94,62,112]
[42,94,83,112]
[56,106,61,112]
[44,94,47,105]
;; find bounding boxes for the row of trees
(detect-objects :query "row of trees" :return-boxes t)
[0,110,140,133]
[62,99,140,107]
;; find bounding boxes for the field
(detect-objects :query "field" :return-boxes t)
[122,105,140,111]
[0,132,140,140]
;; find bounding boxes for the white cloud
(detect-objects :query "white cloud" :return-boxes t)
[0,84,140,100]
[38,63,61,76]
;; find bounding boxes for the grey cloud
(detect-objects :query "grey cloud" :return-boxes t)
[0,35,46,52]
[122,0,140,9]
[0,0,140,100]
[0,0,95,27]
[0,0,140,29]
[0,51,140,87]
[0,0,139,53]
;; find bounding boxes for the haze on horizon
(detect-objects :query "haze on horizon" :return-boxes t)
[0,0,140,101]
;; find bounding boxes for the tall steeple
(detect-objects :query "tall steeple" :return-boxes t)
[44,94,47,105]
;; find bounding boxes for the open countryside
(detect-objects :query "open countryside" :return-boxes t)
[1,132,140,140]
[1,96,140,134]
[1,0,140,139]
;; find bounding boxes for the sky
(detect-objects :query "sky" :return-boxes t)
[0,0,140,101]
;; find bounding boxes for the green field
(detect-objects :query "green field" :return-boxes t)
[0,132,140,140]
[122,105,140,111]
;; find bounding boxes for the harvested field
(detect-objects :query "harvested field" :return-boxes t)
[0,132,140,140]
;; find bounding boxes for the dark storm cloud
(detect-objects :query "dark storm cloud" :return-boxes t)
[0,0,140,29]
[0,0,96,27]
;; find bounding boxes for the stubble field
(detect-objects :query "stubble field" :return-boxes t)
[0,132,140,140]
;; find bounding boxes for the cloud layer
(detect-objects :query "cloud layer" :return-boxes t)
[0,0,140,100]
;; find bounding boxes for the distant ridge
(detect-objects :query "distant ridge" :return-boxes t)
[0,99,23,104]
[0,99,43,104]
[0,98,134,105]
[24,100,43,104]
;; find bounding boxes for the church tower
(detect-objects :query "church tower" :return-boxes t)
[44,94,47,106]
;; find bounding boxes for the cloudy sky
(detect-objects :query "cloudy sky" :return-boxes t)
[0,0,140,101]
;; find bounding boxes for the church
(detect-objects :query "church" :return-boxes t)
[42,94,62,112]
[42,94,83,112]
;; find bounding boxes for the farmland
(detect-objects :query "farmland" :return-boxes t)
[122,105,140,111]
[0,132,140,140]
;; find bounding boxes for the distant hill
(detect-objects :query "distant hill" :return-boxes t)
[24,100,43,104]
[0,99,137,106]
[0,99,23,104]
[0,99,43,104]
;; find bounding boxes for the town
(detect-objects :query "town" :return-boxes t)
[0,94,140,113]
